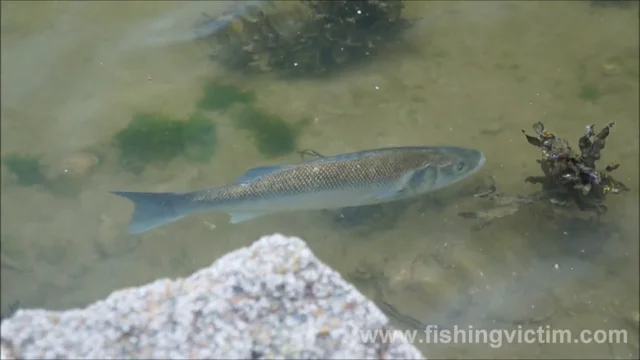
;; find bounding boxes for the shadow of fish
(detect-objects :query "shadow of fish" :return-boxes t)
[326,174,495,234]
[325,199,417,237]
[111,146,486,234]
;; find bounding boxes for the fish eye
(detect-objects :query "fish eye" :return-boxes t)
[455,160,466,172]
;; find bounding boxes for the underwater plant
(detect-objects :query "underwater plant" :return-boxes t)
[196,80,256,111]
[231,105,300,157]
[520,121,628,210]
[459,121,629,230]
[2,153,47,186]
[196,0,413,78]
[114,112,217,172]
[181,113,218,163]
[578,84,603,103]
[2,149,102,197]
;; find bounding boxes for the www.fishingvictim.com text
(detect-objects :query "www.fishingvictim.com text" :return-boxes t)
[357,325,629,348]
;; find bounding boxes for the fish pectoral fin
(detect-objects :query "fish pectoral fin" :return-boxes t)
[374,171,416,200]
[374,165,436,201]
[407,165,436,192]
[235,165,288,183]
[228,212,267,224]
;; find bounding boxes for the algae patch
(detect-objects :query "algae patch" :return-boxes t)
[197,81,256,111]
[578,84,603,103]
[2,153,47,186]
[231,105,306,157]
[2,150,102,197]
[114,112,217,172]
[194,78,310,158]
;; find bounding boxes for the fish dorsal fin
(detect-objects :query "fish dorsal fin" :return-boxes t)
[235,165,286,183]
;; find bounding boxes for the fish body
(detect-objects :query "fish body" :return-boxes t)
[111,146,486,234]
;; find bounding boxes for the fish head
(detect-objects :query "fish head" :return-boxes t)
[423,146,486,191]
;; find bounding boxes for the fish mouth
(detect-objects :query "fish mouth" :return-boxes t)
[439,146,486,169]
[467,151,486,177]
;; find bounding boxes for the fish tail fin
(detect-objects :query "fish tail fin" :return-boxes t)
[110,191,191,234]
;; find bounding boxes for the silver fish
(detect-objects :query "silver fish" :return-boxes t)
[111,146,486,234]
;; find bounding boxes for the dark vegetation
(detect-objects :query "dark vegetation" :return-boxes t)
[196,81,256,111]
[114,112,217,173]
[196,0,414,78]
[1,154,46,186]
[231,105,303,157]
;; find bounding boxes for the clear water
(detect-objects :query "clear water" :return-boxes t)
[1,1,638,358]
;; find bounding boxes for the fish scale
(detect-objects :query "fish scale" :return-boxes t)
[111,146,485,234]
[201,150,440,203]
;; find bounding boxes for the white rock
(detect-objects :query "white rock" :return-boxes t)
[1,234,425,360]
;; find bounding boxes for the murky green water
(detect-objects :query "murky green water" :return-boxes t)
[1,1,638,358]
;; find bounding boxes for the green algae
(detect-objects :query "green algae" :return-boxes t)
[2,153,47,186]
[231,106,302,157]
[197,81,256,111]
[114,112,217,172]
[578,84,603,102]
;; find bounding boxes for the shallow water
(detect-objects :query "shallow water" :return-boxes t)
[1,1,638,358]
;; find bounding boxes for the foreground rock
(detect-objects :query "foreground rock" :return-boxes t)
[1,234,425,360]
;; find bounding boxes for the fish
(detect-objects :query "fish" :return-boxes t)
[111,146,486,234]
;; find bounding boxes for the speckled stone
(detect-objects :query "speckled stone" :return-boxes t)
[1,234,425,360]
